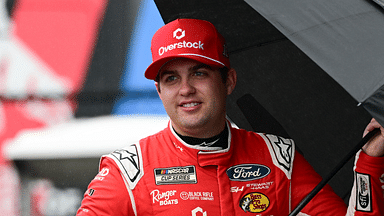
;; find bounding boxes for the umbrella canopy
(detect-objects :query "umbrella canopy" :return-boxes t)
[244,0,384,128]
[154,0,383,202]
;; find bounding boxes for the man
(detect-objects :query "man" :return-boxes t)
[77,19,384,215]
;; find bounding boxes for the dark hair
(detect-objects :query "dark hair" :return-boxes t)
[155,66,229,93]
[219,67,229,84]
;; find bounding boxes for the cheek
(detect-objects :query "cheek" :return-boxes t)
[212,83,228,99]
[158,91,175,109]
[206,87,227,109]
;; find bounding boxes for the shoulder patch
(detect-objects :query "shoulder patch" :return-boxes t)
[104,144,144,190]
[356,172,372,212]
[260,134,295,179]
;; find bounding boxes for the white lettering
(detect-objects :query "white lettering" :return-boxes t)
[233,167,261,179]
[98,168,109,176]
[150,189,177,203]
[167,167,189,174]
[231,186,244,193]
[158,41,204,56]
[180,191,214,201]
[160,199,178,206]
[192,207,207,216]
[150,189,178,206]
[247,181,274,190]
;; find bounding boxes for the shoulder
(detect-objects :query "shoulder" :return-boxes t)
[258,133,296,179]
[102,143,144,190]
[232,127,296,179]
[231,127,294,150]
[100,127,170,190]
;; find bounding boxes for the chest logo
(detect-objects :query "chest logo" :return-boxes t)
[226,164,270,181]
[154,165,197,185]
[239,192,270,213]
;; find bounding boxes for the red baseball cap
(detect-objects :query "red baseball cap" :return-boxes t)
[144,19,230,80]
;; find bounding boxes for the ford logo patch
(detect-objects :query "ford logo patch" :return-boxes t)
[226,164,270,181]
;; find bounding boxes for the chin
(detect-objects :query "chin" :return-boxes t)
[180,117,209,130]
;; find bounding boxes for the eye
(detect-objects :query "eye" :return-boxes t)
[163,75,178,83]
[193,71,207,77]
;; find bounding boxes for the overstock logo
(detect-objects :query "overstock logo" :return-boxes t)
[158,28,204,56]
[192,207,207,216]
[173,28,185,40]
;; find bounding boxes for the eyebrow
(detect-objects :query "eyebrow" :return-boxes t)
[159,70,175,78]
[159,63,213,78]
[191,63,212,71]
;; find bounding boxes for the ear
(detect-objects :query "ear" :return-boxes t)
[155,82,161,96]
[226,68,237,95]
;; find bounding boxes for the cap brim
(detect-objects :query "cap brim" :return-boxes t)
[144,54,225,80]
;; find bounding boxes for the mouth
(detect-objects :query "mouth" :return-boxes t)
[180,102,201,108]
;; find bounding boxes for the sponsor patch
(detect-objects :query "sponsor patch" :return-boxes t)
[266,134,293,174]
[150,189,178,206]
[356,172,372,212]
[239,192,270,213]
[226,164,270,181]
[111,145,141,182]
[93,167,110,181]
[180,191,214,201]
[88,189,95,196]
[247,181,274,190]
[231,186,245,193]
[158,28,204,56]
[154,165,197,185]
[192,207,207,216]
[231,182,274,193]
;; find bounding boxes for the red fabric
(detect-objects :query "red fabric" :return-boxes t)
[145,19,230,80]
[77,123,384,215]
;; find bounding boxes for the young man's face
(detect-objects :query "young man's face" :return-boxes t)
[155,58,236,138]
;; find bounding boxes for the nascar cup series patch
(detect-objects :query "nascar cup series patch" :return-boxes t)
[154,165,197,185]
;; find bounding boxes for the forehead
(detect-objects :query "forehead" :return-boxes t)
[159,58,205,72]
[157,59,218,81]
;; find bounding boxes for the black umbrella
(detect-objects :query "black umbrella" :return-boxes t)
[154,0,383,212]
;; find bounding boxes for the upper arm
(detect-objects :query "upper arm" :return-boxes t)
[76,157,134,216]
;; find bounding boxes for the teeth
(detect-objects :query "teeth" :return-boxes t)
[182,103,199,107]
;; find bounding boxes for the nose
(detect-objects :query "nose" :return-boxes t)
[179,78,196,96]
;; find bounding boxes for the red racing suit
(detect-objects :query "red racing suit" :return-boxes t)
[77,122,384,215]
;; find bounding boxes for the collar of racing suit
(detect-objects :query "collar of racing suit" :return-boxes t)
[172,125,229,150]
[168,120,233,167]
[168,120,237,215]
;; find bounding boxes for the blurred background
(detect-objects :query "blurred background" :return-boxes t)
[1,0,167,215]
